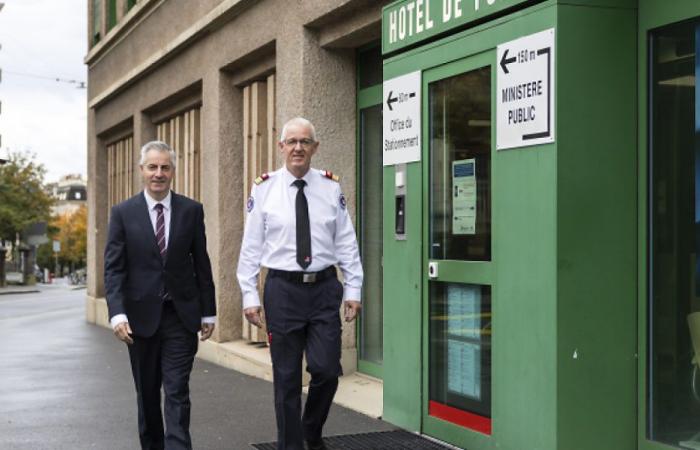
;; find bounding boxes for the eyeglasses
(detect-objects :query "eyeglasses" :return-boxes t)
[283,138,315,148]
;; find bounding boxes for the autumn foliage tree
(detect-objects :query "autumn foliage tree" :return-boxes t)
[37,205,87,274]
[56,205,87,270]
[0,150,53,242]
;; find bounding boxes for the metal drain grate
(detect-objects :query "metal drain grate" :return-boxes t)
[251,429,458,449]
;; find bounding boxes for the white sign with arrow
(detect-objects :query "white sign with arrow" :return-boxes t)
[497,28,555,150]
[383,71,421,166]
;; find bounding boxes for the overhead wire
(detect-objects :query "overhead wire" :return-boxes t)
[2,70,86,88]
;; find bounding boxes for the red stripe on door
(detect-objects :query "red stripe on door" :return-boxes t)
[428,401,492,435]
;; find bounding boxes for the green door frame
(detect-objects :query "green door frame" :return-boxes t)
[357,44,384,379]
[421,50,497,450]
[638,2,700,450]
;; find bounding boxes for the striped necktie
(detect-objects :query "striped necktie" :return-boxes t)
[155,203,167,260]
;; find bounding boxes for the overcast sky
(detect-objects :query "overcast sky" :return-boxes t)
[0,0,87,183]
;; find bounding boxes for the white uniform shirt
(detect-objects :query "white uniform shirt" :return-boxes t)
[110,190,216,329]
[237,167,364,309]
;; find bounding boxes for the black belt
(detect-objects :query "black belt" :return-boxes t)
[268,266,336,284]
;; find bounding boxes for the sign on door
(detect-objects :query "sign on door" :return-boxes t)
[497,28,555,150]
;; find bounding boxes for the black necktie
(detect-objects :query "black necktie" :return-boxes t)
[293,179,311,270]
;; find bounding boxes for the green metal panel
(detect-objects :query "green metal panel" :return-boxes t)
[556,4,637,450]
[426,260,494,285]
[382,0,634,55]
[384,2,560,447]
[382,161,424,431]
[357,85,382,110]
[382,0,541,55]
[486,8,559,450]
[637,3,700,450]
[384,1,642,449]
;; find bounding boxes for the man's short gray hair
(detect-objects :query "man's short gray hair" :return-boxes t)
[139,141,177,169]
[279,117,317,143]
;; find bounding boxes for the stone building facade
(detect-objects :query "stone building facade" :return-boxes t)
[85,0,387,389]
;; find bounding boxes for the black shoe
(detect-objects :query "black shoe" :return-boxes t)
[305,439,327,450]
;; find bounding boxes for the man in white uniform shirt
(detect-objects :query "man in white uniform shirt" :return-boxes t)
[104,141,216,450]
[237,117,363,450]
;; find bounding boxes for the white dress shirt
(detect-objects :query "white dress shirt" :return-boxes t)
[237,167,364,309]
[110,190,216,329]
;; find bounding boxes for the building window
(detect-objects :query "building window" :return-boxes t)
[92,0,102,45]
[242,74,276,343]
[649,17,700,447]
[156,107,202,201]
[107,135,135,210]
[107,0,117,31]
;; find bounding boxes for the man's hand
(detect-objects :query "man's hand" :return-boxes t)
[114,322,134,345]
[343,301,361,322]
[244,306,263,328]
[200,323,215,341]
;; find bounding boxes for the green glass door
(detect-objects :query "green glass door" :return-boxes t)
[357,44,384,378]
[640,4,700,450]
[422,52,495,449]
[647,15,700,450]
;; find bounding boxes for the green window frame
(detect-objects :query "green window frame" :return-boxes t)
[356,43,384,379]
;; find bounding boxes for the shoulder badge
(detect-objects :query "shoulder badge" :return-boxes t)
[254,172,271,185]
[320,170,340,182]
[246,196,255,212]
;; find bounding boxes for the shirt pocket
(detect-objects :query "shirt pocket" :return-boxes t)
[264,207,294,234]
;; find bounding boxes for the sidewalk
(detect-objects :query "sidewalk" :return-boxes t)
[0,286,397,450]
[0,275,78,296]
[0,284,39,296]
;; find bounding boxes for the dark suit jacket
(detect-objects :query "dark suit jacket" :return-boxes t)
[104,191,216,337]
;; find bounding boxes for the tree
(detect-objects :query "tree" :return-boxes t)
[0,150,53,242]
[37,205,88,274]
[55,205,87,271]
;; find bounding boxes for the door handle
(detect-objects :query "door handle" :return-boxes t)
[428,261,439,279]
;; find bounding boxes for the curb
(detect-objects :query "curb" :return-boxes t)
[0,289,40,296]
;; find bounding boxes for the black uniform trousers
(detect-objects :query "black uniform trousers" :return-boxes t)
[127,301,198,450]
[263,273,344,450]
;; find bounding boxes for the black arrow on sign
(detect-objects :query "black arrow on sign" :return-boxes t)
[500,49,516,74]
[386,91,398,111]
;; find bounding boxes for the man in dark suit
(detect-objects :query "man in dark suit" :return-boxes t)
[104,141,216,450]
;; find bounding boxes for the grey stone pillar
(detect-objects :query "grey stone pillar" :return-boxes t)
[86,107,109,323]
[133,111,156,189]
[277,26,359,372]
[201,68,244,343]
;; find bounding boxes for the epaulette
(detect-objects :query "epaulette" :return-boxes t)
[319,170,340,182]
[254,173,271,185]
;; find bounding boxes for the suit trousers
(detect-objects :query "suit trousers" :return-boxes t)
[127,301,198,450]
[263,274,344,450]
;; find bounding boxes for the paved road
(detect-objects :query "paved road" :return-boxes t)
[0,286,392,449]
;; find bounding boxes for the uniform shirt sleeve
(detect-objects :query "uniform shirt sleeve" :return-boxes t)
[237,184,265,309]
[334,184,363,302]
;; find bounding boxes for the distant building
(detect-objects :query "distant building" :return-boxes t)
[48,174,87,216]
